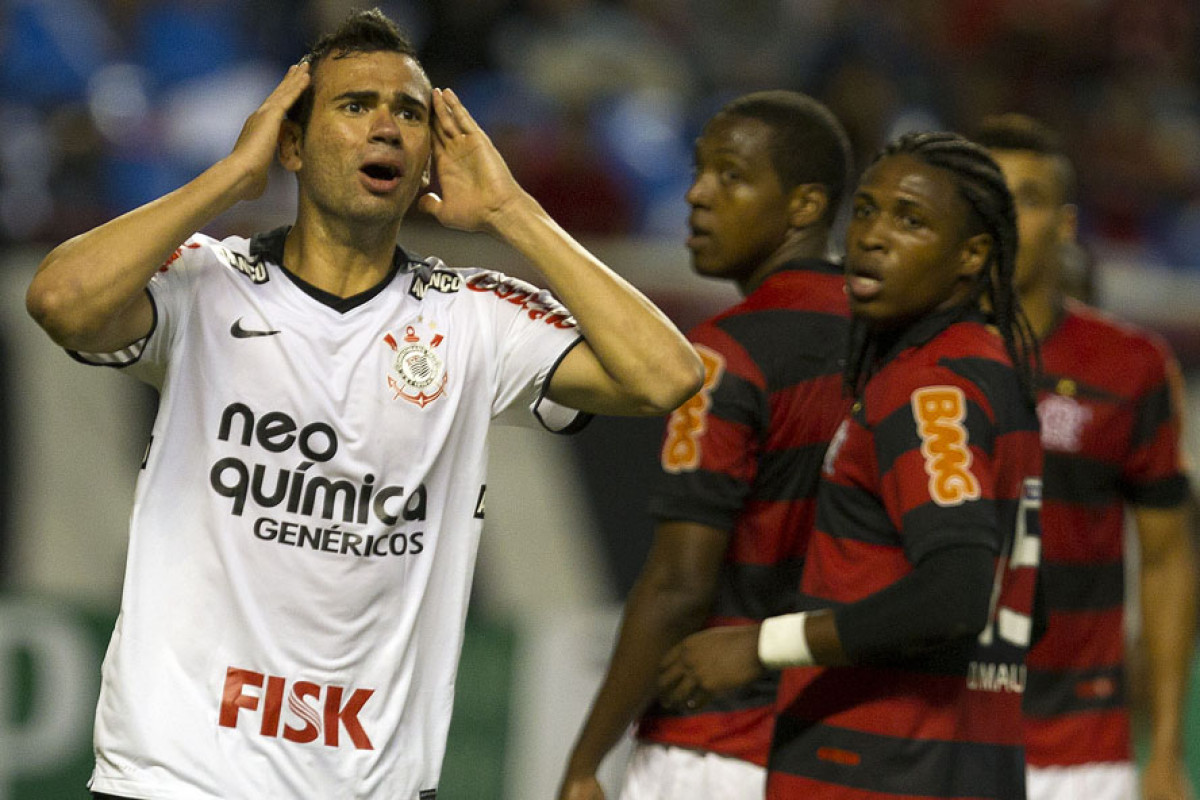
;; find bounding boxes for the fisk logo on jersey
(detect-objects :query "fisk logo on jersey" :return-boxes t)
[661,345,724,473]
[219,667,374,750]
[911,386,980,506]
[385,324,447,407]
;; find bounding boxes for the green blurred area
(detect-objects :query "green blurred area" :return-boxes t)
[2,598,515,799]
[4,595,1200,798]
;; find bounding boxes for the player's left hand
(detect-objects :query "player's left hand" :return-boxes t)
[1142,752,1196,800]
[656,624,765,712]
[418,87,526,234]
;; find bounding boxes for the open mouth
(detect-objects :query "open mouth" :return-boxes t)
[362,164,398,180]
[844,262,884,302]
[360,162,402,192]
[686,220,713,249]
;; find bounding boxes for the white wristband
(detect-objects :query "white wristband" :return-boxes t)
[758,611,815,669]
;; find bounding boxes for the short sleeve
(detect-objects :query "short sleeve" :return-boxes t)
[467,271,588,432]
[650,326,765,530]
[874,367,1001,564]
[1122,339,1191,507]
[69,233,215,388]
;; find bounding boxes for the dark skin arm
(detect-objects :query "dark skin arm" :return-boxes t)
[558,521,728,800]
[657,544,993,710]
[655,609,846,712]
[1136,501,1198,800]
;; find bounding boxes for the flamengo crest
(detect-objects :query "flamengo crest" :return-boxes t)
[1037,391,1092,453]
[384,324,447,407]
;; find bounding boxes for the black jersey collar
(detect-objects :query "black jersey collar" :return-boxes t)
[249,225,425,313]
[873,303,989,367]
[770,256,844,278]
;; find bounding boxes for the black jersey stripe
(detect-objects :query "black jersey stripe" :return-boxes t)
[769,716,1026,799]
[751,442,830,502]
[717,310,849,387]
[1024,664,1127,717]
[1039,561,1125,611]
[711,559,805,619]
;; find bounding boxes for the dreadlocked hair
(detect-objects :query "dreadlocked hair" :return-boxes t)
[843,131,1040,408]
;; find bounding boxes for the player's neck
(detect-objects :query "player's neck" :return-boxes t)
[740,230,829,295]
[284,218,401,298]
[1018,280,1062,341]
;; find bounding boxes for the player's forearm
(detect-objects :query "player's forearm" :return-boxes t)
[27,157,255,348]
[569,574,716,776]
[1141,536,1198,758]
[487,195,702,412]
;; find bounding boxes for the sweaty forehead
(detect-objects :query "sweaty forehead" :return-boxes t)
[313,51,431,105]
[861,154,963,214]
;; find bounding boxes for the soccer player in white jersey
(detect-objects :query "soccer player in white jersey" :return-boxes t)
[25,9,702,800]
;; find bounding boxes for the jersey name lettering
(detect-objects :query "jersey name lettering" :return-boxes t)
[911,386,980,506]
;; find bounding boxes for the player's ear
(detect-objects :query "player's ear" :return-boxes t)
[1056,203,1078,245]
[279,119,303,173]
[958,232,990,281]
[421,155,431,189]
[788,184,828,230]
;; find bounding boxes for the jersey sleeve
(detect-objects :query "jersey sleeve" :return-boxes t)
[874,364,1002,565]
[69,233,214,388]
[466,271,588,432]
[1119,336,1191,507]
[649,323,765,530]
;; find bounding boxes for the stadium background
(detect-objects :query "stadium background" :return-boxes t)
[2,1,1200,797]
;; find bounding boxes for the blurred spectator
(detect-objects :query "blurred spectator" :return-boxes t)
[0,0,1198,272]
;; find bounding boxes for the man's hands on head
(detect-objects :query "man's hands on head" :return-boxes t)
[230,61,311,203]
[417,87,530,234]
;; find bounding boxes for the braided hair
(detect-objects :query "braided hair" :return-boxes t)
[844,131,1040,407]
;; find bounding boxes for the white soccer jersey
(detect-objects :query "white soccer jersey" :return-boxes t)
[79,228,585,800]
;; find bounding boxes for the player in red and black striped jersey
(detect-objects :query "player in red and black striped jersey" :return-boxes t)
[658,131,1044,799]
[559,91,854,800]
[976,114,1197,800]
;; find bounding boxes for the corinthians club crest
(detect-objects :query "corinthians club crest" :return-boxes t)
[384,324,447,407]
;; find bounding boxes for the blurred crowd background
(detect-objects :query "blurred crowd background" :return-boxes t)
[3,0,1200,266]
[3,1,1200,797]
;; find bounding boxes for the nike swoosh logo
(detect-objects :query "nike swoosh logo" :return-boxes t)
[230,318,281,338]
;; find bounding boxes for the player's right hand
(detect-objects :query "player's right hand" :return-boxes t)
[226,61,311,202]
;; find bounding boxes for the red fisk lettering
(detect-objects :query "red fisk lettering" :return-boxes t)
[219,666,375,750]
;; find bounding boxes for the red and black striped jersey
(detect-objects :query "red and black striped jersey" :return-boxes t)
[1024,300,1190,767]
[769,309,1043,800]
[637,258,852,765]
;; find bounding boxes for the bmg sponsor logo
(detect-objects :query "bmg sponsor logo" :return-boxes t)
[219,667,375,750]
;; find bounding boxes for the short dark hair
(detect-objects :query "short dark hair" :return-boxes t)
[712,90,853,222]
[972,113,1077,203]
[286,8,421,130]
[845,131,1039,407]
